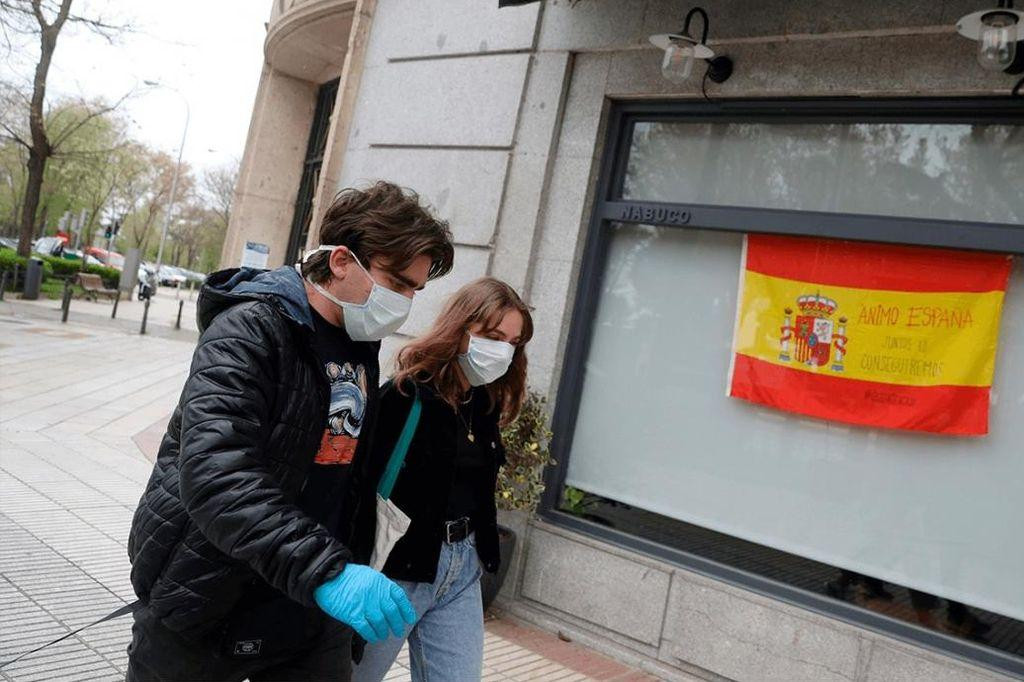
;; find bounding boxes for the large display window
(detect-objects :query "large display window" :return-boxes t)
[546,99,1023,676]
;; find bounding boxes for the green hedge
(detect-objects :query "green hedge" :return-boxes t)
[41,255,80,278]
[0,248,26,270]
[0,250,119,288]
[0,249,53,287]
[0,249,51,278]
[84,264,120,288]
[37,255,119,287]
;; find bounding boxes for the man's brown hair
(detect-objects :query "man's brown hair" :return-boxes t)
[300,181,454,283]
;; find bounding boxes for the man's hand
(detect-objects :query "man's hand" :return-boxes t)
[314,564,417,643]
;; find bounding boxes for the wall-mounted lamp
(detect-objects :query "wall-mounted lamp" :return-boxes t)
[649,7,732,84]
[957,1,1024,73]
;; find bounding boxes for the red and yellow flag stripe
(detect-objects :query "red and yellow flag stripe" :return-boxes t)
[728,234,1013,435]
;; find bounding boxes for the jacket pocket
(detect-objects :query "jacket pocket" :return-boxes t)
[148,552,249,634]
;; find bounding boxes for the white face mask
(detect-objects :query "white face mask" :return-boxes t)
[299,245,412,342]
[457,335,516,387]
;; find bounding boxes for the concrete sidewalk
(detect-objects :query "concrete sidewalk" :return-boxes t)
[0,312,657,682]
[10,286,201,336]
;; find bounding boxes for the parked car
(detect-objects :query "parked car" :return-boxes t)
[83,246,125,270]
[158,265,187,287]
[0,237,18,251]
[33,236,65,257]
[179,268,206,285]
[60,249,104,267]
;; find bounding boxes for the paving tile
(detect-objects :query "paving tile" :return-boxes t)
[492,650,545,673]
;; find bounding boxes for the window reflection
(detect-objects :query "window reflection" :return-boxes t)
[623,122,1024,224]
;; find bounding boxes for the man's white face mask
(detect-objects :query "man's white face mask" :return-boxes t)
[298,246,412,342]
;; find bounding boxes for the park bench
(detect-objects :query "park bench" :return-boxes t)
[76,272,119,301]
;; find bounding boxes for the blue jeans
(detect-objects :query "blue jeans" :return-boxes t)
[352,534,483,682]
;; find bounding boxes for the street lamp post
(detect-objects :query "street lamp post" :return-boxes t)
[144,80,190,282]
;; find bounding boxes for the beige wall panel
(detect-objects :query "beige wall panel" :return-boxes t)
[521,528,671,646]
[350,54,530,148]
[662,573,863,682]
[490,51,572,294]
[226,193,299,271]
[863,643,1015,682]
[540,0,979,53]
[367,0,539,64]
[338,147,510,247]
[222,68,317,268]
[397,245,490,339]
[521,54,610,392]
[606,33,1009,99]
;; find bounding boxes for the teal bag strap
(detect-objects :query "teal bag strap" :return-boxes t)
[377,388,422,500]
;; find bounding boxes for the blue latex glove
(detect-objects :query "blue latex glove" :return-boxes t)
[314,564,417,643]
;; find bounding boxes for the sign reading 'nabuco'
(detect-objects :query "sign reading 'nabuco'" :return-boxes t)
[617,203,691,225]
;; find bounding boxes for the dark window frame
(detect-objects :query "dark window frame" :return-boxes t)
[540,97,1024,679]
[285,78,340,266]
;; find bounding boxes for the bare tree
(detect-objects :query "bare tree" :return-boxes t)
[0,0,130,256]
[202,161,239,232]
[132,154,194,257]
[117,148,169,253]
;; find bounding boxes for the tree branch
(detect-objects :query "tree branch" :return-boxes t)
[0,6,16,54]
[0,121,31,149]
[29,0,47,28]
[2,0,131,41]
[49,91,133,150]
[65,12,132,43]
[52,0,73,32]
[52,141,132,159]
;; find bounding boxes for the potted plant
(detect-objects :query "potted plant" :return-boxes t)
[481,390,554,610]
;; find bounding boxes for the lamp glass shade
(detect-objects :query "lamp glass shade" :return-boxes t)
[976,12,1018,71]
[661,44,696,83]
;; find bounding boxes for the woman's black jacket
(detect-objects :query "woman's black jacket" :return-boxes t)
[348,379,506,583]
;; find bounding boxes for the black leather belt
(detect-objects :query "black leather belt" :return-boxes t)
[444,517,472,544]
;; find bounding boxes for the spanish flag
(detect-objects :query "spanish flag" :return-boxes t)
[727,234,1013,436]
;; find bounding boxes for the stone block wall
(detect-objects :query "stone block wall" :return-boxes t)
[325,1,1018,678]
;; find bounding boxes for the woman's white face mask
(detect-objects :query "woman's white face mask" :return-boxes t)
[457,335,515,386]
[299,246,411,342]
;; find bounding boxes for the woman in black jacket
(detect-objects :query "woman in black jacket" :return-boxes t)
[349,277,533,682]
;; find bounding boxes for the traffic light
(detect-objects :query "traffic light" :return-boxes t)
[104,225,112,239]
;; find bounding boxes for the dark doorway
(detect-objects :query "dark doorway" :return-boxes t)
[285,78,340,266]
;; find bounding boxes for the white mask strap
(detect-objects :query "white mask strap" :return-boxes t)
[301,245,372,276]
[301,244,340,265]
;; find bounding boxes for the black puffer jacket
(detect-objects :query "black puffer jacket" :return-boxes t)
[127,266,362,633]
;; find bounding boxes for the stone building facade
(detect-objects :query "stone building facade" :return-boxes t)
[222,2,1024,680]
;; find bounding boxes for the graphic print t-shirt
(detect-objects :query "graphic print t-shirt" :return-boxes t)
[299,308,380,537]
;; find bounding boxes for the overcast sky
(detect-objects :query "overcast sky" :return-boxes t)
[3,0,269,175]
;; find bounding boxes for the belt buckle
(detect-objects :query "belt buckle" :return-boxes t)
[446,517,467,543]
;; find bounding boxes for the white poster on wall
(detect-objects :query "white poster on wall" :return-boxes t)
[240,241,270,269]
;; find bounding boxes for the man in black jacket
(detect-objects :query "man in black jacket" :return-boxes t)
[126,182,454,681]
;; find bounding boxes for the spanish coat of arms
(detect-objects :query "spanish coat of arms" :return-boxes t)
[779,293,849,372]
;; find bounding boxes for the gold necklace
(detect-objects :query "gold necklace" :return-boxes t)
[456,401,475,443]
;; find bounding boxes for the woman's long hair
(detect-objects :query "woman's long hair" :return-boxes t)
[394,278,533,423]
